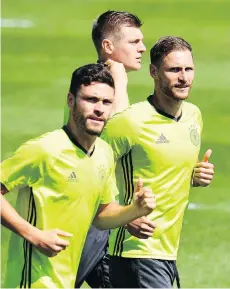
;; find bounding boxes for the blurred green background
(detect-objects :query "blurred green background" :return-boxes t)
[1,0,230,287]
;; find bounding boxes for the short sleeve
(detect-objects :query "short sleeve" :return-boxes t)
[101,109,140,161]
[0,140,46,191]
[100,167,119,205]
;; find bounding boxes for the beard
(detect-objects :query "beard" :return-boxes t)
[73,107,105,136]
[159,77,191,101]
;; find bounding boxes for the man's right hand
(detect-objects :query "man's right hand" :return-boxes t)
[132,178,156,218]
[104,59,129,114]
[32,229,72,257]
[105,59,128,86]
[126,216,156,239]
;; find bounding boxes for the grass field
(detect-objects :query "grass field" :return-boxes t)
[1,0,230,287]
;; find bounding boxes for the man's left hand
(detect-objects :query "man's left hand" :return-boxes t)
[192,149,214,187]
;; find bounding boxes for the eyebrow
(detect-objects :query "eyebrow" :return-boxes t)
[81,94,113,101]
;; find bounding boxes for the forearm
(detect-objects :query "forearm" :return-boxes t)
[1,194,39,243]
[111,83,129,116]
[93,202,140,230]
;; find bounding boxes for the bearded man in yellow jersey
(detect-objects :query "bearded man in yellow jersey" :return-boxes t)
[0,63,156,288]
[101,36,214,288]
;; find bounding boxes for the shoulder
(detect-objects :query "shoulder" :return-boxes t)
[96,138,114,160]
[104,100,151,136]
[183,101,202,116]
[112,100,152,122]
[24,129,68,157]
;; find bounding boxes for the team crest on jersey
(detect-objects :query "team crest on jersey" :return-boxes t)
[98,164,106,181]
[189,124,200,146]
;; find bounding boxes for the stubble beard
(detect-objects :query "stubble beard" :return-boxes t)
[159,79,190,101]
[73,110,105,136]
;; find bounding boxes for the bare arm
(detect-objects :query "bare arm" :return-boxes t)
[93,179,156,230]
[105,59,129,115]
[126,217,157,239]
[1,183,72,257]
[93,202,139,230]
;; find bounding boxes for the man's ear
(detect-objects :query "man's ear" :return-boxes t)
[67,92,75,108]
[101,39,114,55]
[150,64,158,79]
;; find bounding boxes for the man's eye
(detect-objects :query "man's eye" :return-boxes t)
[169,68,180,72]
[87,98,97,102]
[103,100,112,105]
[185,67,194,71]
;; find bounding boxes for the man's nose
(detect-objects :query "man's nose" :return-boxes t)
[139,42,146,53]
[94,102,104,114]
[178,70,187,82]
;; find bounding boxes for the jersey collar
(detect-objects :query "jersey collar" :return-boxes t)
[147,95,182,122]
[62,125,95,157]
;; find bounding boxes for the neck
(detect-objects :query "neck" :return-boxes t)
[66,121,96,155]
[151,88,183,118]
[98,55,130,73]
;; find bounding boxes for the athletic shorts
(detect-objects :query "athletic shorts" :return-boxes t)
[75,226,110,288]
[109,256,180,288]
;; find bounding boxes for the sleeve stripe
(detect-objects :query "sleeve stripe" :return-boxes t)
[112,150,134,256]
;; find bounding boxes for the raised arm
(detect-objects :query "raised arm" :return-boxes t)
[105,59,129,115]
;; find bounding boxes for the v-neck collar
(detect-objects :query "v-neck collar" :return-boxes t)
[147,95,182,122]
[62,125,95,157]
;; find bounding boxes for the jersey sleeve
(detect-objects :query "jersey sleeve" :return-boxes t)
[100,166,119,205]
[0,140,46,191]
[101,109,140,161]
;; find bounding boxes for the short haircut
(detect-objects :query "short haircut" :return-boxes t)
[69,63,114,96]
[150,36,193,68]
[92,10,143,54]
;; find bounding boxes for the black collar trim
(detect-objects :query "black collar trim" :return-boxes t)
[62,125,95,157]
[147,95,182,122]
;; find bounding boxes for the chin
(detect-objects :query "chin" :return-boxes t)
[125,63,141,72]
[86,125,104,136]
[175,93,189,100]
[86,129,101,136]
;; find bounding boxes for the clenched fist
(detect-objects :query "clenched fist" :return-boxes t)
[192,149,214,187]
[133,178,156,217]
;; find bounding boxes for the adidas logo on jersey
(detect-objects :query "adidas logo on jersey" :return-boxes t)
[156,133,170,144]
[67,172,78,182]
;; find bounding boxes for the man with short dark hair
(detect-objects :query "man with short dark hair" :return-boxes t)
[0,63,156,288]
[102,36,214,288]
[92,10,145,71]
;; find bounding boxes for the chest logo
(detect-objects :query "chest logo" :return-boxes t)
[67,172,78,182]
[156,133,170,144]
[189,125,200,146]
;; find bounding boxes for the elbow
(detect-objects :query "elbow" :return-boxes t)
[92,219,108,230]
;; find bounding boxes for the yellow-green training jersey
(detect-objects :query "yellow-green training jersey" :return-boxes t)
[0,126,117,288]
[101,97,202,260]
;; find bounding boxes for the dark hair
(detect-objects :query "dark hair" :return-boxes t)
[92,10,143,54]
[69,63,114,96]
[150,36,193,68]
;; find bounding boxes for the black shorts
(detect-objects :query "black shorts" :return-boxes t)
[75,226,111,288]
[109,256,180,288]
